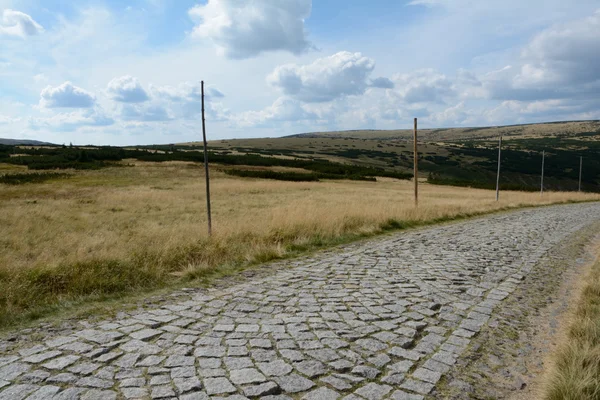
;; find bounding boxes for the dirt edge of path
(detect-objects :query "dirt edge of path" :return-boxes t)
[434,221,600,400]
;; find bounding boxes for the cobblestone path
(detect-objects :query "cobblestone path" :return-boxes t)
[1,203,599,400]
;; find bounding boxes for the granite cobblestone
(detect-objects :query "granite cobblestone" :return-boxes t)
[0,203,598,398]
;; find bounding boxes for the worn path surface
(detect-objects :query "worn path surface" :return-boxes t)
[1,203,600,400]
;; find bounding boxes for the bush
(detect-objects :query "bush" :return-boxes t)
[223,169,377,182]
[0,172,69,185]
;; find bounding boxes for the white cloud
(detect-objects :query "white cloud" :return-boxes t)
[150,82,223,103]
[235,96,317,127]
[473,11,600,103]
[149,81,227,120]
[429,102,468,125]
[0,9,43,38]
[268,51,387,103]
[120,103,171,122]
[107,76,150,103]
[40,82,96,108]
[393,69,455,104]
[0,115,19,124]
[29,109,114,132]
[188,0,312,59]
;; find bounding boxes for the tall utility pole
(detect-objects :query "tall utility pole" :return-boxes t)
[540,150,545,196]
[413,118,418,207]
[495,136,502,201]
[201,81,212,236]
[579,156,583,192]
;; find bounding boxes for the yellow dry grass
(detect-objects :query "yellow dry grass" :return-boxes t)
[1,161,599,327]
[543,243,600,400]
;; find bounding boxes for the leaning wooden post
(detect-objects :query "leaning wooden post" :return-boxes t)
[578,156,583,192]
[413,118,418,207]
[495,135,502,201]
[201,81,212,236]
[540,150,545,196]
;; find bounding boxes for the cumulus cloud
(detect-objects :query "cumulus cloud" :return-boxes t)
[393,69,455,104]
[516,11,600,87]
[0,9,44,38]
[150,82,227,120]
[29,109,114,132]
[150,82,223,103]
[40,82,96,108]
[370,77,395,89]
[474,12,600,103]
[120,103,171,122]
[188,0,312,59]
[235,97,317,127]
[268,51,386,103]
[107,76,150,103]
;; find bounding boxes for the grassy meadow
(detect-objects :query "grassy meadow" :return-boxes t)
[1,160,599,328]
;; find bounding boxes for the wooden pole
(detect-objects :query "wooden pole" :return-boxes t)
[495,135,502,201]
[578,156,582,192]
[413,118,418,207]
[201,81,212,236]
[540,150,545,196]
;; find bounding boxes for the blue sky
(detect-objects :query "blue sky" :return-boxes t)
[0,0,599,145]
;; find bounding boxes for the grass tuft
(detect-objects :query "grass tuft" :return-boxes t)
[544,253,600,400]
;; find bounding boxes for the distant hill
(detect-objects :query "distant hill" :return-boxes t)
[0,138,56,146]
[206,119,600,192]
[287,120,600,142]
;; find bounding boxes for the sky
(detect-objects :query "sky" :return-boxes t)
[0,0,599,145]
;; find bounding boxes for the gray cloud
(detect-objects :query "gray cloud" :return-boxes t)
[370,77,395,89]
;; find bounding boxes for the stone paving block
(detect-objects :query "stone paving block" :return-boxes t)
[257,360,293,377]
[412,367,442,384]
[26,385,60,399]
[81,389,117,400]
[400,379,434,395]
[294,360,327,378]
[230,368,267,385]
[23,351,62,364]
[354,383,391,400]
[203,377,237,395]
[302,386,340,399]
[242,381,280,397]
[130,329,162,341]
[42,356,80,370]
[0,384,38,400]
[275,373,315,393]
[390,390,425,400]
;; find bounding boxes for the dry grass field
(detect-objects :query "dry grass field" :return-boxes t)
[1,160,599,327]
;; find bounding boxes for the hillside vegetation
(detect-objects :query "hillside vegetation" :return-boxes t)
[206,120,600,193]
